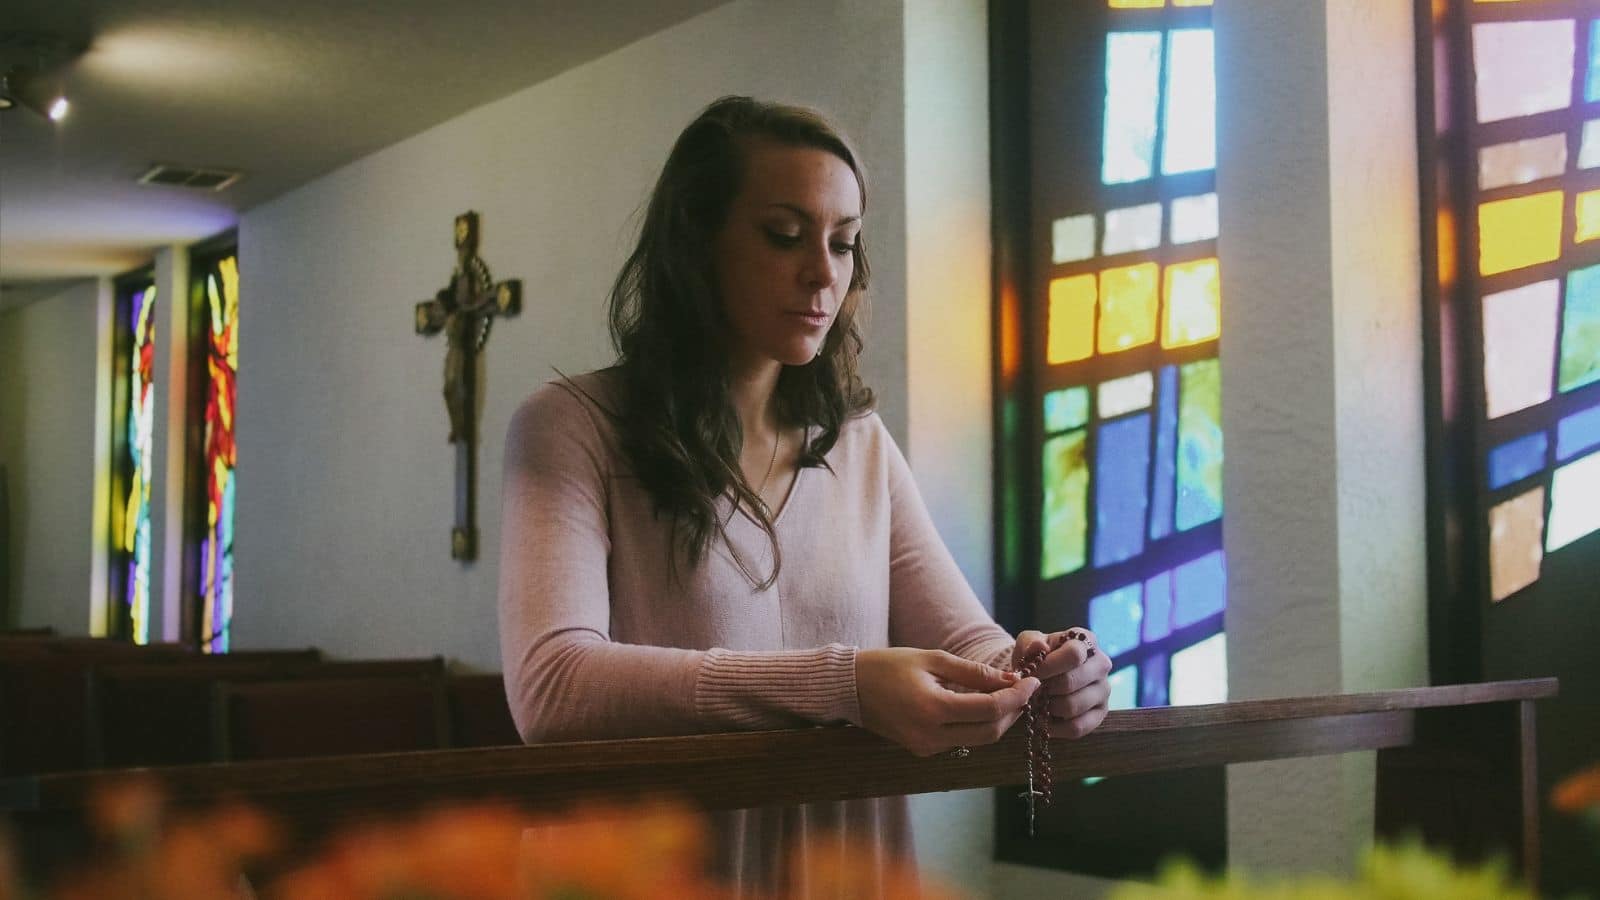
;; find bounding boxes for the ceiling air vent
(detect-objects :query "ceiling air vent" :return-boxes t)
[137,164,241,192]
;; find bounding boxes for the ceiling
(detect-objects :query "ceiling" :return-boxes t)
[0,0,727,306]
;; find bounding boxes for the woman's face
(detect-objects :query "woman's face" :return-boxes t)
[712,140,862,370]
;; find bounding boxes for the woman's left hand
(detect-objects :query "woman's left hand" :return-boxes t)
[1010,628,1112,739]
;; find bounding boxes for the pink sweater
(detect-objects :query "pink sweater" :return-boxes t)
[498,371,1016,896]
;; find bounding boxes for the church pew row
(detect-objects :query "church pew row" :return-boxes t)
[0,650,520,775]
[0,678,1558,893]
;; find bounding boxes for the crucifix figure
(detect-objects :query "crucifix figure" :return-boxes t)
[414,211,521,561]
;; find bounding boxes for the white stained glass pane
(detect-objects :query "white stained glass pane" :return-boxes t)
[1104,31,1164,185]
[1161,29,1217,176]
[1472,20,1575,123]
[1053,214,1096,264]
[1098,371,1155,418]
[1483,280,1561,419]
[1547,451,1600,551]
[1582,120,1600,170]
[1107,666,1138,711]
[1169,633,1227,706]
[1480,134,1568,190]
[1170,193,1219,244]
[1103,203,1163,256]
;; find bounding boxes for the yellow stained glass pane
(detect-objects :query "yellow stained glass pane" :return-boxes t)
[1577,190,1600,243]
[1162,258,1222,348]
[1478,191,1562,276]
[1099,262,1160,353]
[1109,0,1164,6]
[1048,274,1097,364]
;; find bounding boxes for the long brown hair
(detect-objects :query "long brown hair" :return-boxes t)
[605,96,875,588]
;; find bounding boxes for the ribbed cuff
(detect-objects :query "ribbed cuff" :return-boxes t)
[694,643,861,729]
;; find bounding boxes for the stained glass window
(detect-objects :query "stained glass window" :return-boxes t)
[113,282,157,644]
[1026,0,1227,716]
[1426,6,1600,604]
[996,1,1227,874]
[197,254,239,653]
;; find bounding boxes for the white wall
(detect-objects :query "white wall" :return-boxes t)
[0,279,103,633]
[233,0,907,672]
[1215,0,1428,876]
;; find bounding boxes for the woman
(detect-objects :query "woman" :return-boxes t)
[498,96,1112,895]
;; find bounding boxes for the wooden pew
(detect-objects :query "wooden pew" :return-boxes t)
[0,678,1556,889]
[215,675,450,762]
[445,673,521,748]
[88,657,447,769]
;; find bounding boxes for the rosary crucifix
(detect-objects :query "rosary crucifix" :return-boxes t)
[414,211,521,560]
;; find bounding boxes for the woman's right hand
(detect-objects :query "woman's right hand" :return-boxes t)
[855,648,1041,757]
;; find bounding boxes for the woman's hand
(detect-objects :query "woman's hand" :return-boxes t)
[855,648,1041,757]
[1011,628,1112,739]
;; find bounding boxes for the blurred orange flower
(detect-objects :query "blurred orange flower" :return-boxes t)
[1553,763,1600,814]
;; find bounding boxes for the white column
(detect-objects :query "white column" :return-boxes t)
[150,245,190,644]
[1214,0,1429,875]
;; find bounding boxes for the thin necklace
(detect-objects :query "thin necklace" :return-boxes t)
[756,426,781,497]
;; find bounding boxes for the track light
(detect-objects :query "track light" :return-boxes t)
[0,66,68,123]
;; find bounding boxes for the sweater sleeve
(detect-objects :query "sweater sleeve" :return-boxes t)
[879,417,1018,672]
[497,381,860,745]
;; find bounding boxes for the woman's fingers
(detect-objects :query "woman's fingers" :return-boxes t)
[1043,648,1113,695]
[1049,703,1108,740]
[938,704,1031,747]
[1047,679,1110,721]
[937,675,1040,723]
[927,650,1020,693]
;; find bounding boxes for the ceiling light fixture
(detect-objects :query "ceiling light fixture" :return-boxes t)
[0,32,82,125]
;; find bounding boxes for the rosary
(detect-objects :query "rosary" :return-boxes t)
[1012,629,1094,836]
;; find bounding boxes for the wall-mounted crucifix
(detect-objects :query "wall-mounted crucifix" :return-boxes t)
[414,211,521,561]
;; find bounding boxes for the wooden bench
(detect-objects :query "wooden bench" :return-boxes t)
[88,657,447,768]
[0,678,1556,889]
[215,675,450,762]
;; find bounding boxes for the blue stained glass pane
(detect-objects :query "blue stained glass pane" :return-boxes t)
[1142,570,1175,643]
[1557,403,1600,461]
[1589,21,1600,103]
[1094,413,1153,566]
[1090,583,1143,657]
[1104,32,1163,185]
[1139,654,1170,708]
[1044,386,1091,433]
[1488,432,1549,489]
[1170,634,1228,706]
[1162,29,1217,176]
[1173,550,1227,628]
[1176,358,1223,530]
[1150,365,1179,541]
[1108,666,1138,711]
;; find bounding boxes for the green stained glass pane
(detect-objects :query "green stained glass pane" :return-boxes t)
[1103,32,1163,185]
[1044,386,1090,433]
[1176,358,1223,530]
[1041,429,1089,579]
[1560,264,1600,393]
